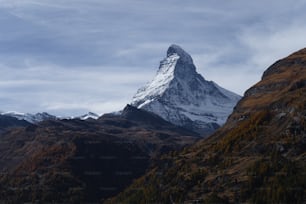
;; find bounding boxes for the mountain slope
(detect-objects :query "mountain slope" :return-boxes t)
[131,44,241,135]
[0,115,30,133]
[108,48,306,203]
[0,105,199,203]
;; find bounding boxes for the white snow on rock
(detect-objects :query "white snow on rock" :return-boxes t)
[77,112,100,120]
[1,111,100,123]
[133,53,179,102]
[131,44,241,136]
[1,112,56,123]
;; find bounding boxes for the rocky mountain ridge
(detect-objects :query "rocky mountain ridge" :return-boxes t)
[0,111,101,124]
[1,111,56,123]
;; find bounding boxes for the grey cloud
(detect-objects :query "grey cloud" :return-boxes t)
[0,0,306,115]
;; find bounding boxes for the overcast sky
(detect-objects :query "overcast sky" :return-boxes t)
[1,0,306,116]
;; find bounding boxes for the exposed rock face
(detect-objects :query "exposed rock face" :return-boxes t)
[131,44,241,136]
[229,47,306,123]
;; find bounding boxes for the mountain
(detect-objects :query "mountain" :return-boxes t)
[1,111,101,123]
[77,112,100,120]
[1,111,56,123]
[0,105,199,203]
[131,44,241,135]
[108,48,306,203]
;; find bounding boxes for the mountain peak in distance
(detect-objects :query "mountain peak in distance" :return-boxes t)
[131,44,241,136]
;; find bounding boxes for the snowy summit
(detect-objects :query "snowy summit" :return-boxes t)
[1,112,56,123]
[131,44,241,136]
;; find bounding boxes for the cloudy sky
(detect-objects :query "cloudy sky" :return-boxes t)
[1,0,306,116]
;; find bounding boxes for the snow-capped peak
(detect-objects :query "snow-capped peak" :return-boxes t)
[130,45,241,136]
[167,44,193,64]
[1,111,101,123]
[78,112,100,120]
[1,112,56,123]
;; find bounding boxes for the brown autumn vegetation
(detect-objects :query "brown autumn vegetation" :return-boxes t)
[107,48,306,203]
[0,106,199,203]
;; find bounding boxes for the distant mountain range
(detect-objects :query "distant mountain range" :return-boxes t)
[0,111,100,124]
[0,111,57,123]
